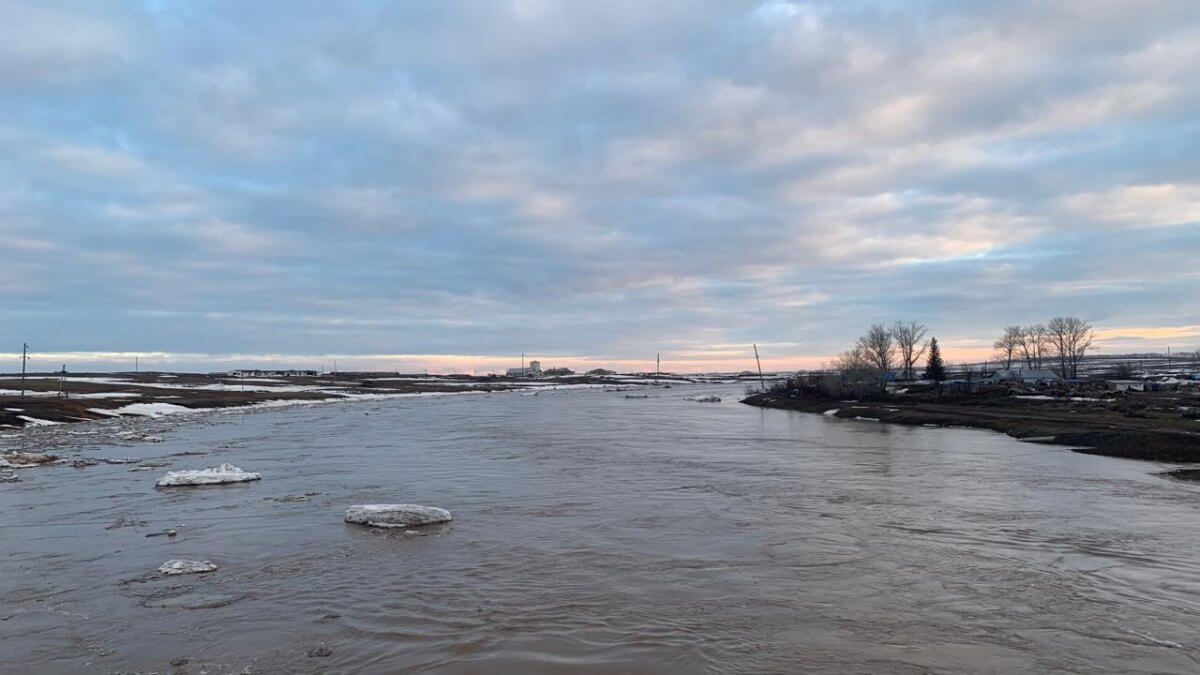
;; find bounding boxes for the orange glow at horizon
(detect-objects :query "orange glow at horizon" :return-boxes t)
[3,325,1195,375]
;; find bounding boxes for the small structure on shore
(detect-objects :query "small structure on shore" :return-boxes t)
[982,368,1062,385]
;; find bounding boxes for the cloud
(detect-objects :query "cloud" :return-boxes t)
[1061,183,1200,228]
[40,142,149,177]
[0,2,129,86]
[0,0,1198,371]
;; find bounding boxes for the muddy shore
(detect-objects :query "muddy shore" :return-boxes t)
[741,390,1200,463]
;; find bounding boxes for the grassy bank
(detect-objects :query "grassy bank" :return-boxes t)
[741,389,1200,463]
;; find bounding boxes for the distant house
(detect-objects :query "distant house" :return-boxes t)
[983,368,1062,385]
[506,360,542,378]
[227,369,318,378]
[543,367,574,376]
[1106,379,1144,392]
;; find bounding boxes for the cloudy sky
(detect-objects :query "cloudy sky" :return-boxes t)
[2,0,1198,373]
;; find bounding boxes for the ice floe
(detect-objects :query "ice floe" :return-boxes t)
[3,451,59,467]
[685,395,722,403]
[156,463,261,487]
[118,431,164,442]
[344,504,452,528]
[158,559,217,575]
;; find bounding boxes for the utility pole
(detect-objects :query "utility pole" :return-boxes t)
[135,355,139,372]
[20,342,28,399]
[753,343,765,391]
[656,353,660,377]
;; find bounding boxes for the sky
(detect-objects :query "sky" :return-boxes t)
[2,0,1199,374]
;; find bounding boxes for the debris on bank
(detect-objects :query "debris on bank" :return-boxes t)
[158,559,217,575]
[156,463,261,487]
[344,504,453,528]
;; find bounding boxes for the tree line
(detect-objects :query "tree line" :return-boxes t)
[991,317,1095,379]
[828,316,1096,393]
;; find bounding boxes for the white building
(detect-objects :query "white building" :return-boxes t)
[983,368,1062,384]
[506,360,542,378]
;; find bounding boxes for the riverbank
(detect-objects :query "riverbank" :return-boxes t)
[741,390,1200,463]
[0,371,691,429]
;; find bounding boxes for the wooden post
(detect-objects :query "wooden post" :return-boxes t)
[753,344,765,391]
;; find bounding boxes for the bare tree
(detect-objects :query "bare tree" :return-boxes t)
[1020,323,1049,369]
[856,324,895,391]
[1046,316,1095,379]
[829,348,878,396]
[992,325,1023,370]
[891,320,928,380]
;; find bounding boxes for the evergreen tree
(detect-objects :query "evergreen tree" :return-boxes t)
[923,337,947,382]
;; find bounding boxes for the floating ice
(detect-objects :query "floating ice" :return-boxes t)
[686,395,722,403]
[118,431,165,442]
[344,504,452,528]
[156,463,261,487]
[158,559,217,575]
[3,451,59,467]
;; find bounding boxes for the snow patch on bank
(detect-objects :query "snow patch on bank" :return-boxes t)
[17,415,62,426]
[116,402,199,417]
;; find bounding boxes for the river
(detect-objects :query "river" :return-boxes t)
[2,385,1199,673]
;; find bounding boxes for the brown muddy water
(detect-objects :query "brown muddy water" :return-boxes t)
[2,386,1199,673]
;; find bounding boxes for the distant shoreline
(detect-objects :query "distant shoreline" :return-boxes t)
[741,391,1200,464]
[0,371,698,429]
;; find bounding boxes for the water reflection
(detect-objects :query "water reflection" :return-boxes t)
[2,386,1198,673]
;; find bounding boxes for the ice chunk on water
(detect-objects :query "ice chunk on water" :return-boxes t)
[155,463,261,487]
[344,504,452,528]
[685,395,721,403]
[158,559,217,575]
[2,451,59,467]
